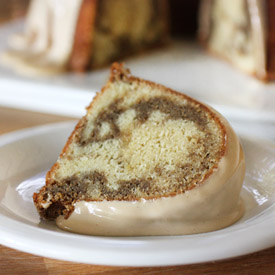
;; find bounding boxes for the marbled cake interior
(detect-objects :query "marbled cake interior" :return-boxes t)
[34,67,225,220]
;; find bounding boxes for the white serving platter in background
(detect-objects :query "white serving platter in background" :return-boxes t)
[0,20,275,124]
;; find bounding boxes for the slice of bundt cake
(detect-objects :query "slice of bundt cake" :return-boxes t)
[33,63,245,235]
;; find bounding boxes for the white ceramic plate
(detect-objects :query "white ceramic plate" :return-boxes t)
[1,20,275,123]
[0,122,275,266]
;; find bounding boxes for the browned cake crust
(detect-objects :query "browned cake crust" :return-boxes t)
[68,0,97,72]
[33,63,227,220]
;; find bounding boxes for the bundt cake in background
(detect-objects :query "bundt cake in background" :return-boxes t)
[2,0,275,81]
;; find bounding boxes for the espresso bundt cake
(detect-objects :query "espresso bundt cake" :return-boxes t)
[33,63,245,236]
[2,0,168,75]
[199,0,275,81]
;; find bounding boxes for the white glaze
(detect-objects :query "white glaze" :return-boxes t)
[57,112,245,236]
[1,0,83,75]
